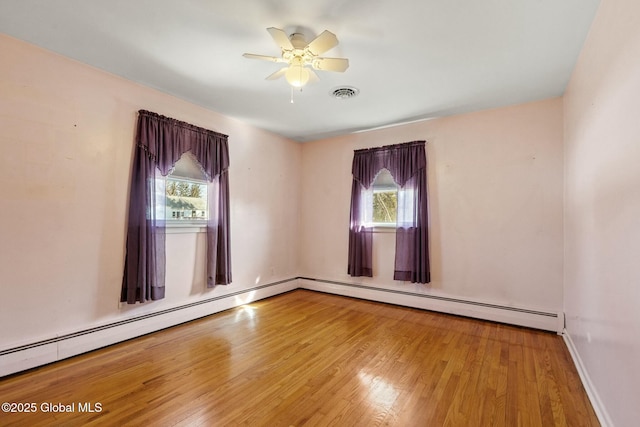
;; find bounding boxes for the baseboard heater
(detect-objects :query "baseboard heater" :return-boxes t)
[1,276,563,377]
[298,277,563,334]
[0,278,299,377]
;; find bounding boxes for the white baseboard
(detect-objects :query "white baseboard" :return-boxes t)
[1,277,565,378]
[0,278,299,377]
[299,278,563,333]
[562,329,613,427]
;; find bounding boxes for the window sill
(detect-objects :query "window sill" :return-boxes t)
[371,225,396,234]
[165,222,207,234]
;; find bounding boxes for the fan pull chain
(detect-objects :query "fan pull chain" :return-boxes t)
[290,86,304,104]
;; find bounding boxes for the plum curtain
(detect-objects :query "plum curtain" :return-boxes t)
[121,110,231,304]
[348,141,430,283]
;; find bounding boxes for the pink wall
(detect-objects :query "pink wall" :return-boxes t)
[3,8,635,422]
[301,98,564,313]
[0,34,301,349]
[563,0,640,425]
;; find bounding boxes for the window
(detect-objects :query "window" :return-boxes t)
[165,177,208,220]
[122,109,231,304]
[155,152,208,223]
[361,168,398,228]
[348,141,429,283]
[371,169,398,226]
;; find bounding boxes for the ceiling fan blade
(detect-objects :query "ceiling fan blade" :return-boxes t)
[308,69,320,83]
[266,68,288,80]
[243,53,286,63]
[312,57,349,72]
[267,27,294,51]
[306,30,339,55]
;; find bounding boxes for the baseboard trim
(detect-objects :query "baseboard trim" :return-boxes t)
[562,329,613,427]
[0,278,299,377]
[298,277,563,333]
[1,276,565,378]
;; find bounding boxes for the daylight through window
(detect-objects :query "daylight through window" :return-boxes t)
[155,152,209,223]
[369,168,398,227]
[166,177,208,220]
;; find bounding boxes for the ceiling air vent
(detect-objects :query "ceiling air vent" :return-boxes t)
[330,86,359,100]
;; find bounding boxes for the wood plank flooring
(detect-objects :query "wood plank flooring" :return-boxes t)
[0,290,599,426]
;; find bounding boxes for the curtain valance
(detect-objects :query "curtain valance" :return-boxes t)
[352,141,426,188]
[137,110,229,178]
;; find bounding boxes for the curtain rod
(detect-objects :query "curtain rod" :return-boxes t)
[139,110,229,139]
[353,140,425,154]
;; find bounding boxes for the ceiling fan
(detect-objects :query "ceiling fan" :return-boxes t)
[243,27,349,89]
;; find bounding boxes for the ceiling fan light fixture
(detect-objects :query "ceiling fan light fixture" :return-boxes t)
[285,64,310,88]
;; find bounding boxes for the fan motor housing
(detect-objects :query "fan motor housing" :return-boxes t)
[289,33,307,49]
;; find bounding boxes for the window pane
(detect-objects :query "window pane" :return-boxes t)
[372,191,397,223]
[166,177,208,220]
[370,169,398,225]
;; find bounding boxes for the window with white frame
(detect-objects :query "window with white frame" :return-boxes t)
[363,168,399,227]
[155,152,208,223]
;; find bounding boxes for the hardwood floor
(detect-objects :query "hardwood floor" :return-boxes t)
[0,290,599,426]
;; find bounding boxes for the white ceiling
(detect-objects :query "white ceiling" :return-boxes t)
[0,0,600,142]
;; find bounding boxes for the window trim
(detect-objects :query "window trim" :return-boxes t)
[371,224,397,233]
[165,223,207,234]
